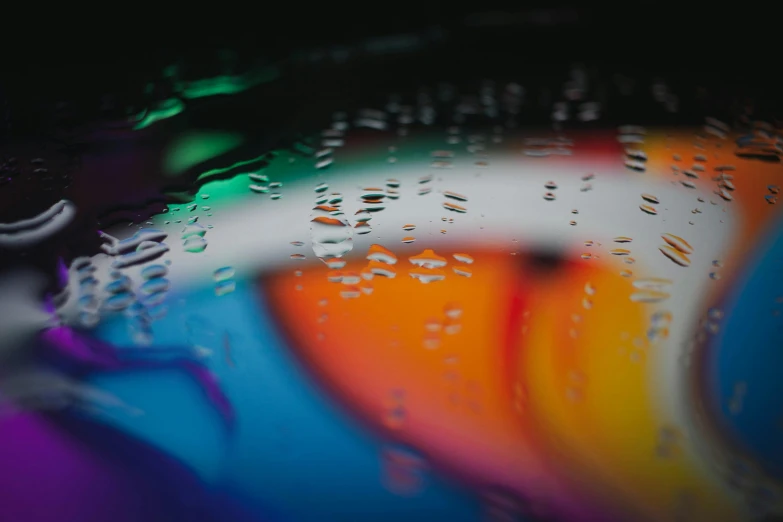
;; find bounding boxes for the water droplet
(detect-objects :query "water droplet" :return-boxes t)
[105,276,132,294]
[453,266,472,277]
[104,291,135,311]
[316,157,333,169]
[661,233,693,254]
[310,206,353,262]
[709,272,721,280]
[443,202,467,213]
[402,236,416,244]
[614,236,633,243]
[315,182,329,193]
[183,236,208,253]
[630,290,671,303]
[633,278,673,290]
[581,253,592,260]
[181,223,207,239]
[367,244,398,264]
[409,249,447,268]
[214,266,235,281]
[659,245,691,267]
[543,192,556,201]
[340,286,362,299]
[249,172,269,183]
[625,159,647,172]
[444,303,463,319]
[355,222,372,235]
[611,248,631,256]
[381,444,429,497]
[402,224,416,231]
[641,194,660,204]
[140,277,170,295]
[453,253,474,264]
[290,253,306,260]
[443,191,468,202]
[640,204,658,215]
[409,267,446,283]
[215,279,236,296]
[544,181,558,190]
[367,261,397,278]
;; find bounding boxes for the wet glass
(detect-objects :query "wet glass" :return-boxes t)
[1,9,782,522]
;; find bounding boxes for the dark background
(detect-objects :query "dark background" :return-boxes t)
[1,5,777,104]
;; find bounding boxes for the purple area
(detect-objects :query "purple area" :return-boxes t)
[0,410,284,522]
[0,411,212,522]
[39,326,235,430]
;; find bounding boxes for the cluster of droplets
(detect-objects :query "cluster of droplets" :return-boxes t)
[625,146,648,173]
[181,222,208,253]
[326,244,397,299]
[522,136,573,158]
[213,266,236,296]
[543,180,558,202]
[551,65,603,126]
[380,444,428,497]
[248,171,284,200]
[72,257,100,328]
[408,248,448,284]
[640,192,660,215]
[735,121,783,162]
[422,302,463,349]
[659,233,694,267]
[100,228,169,268]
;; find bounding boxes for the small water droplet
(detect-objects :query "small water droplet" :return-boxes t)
[183,236,208,253]
[213,266,235,281]
[659,245,691,267]
[661,233,693,254]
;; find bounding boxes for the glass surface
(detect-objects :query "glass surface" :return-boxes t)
[1,30,782,522]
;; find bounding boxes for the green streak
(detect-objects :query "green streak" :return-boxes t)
[196,155,269,182]
[132,98,185,130]
[164,132,246,176]
[180,67,279,99]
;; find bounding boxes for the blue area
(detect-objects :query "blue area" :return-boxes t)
[88,280,482,522]
[707,214,783,481]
